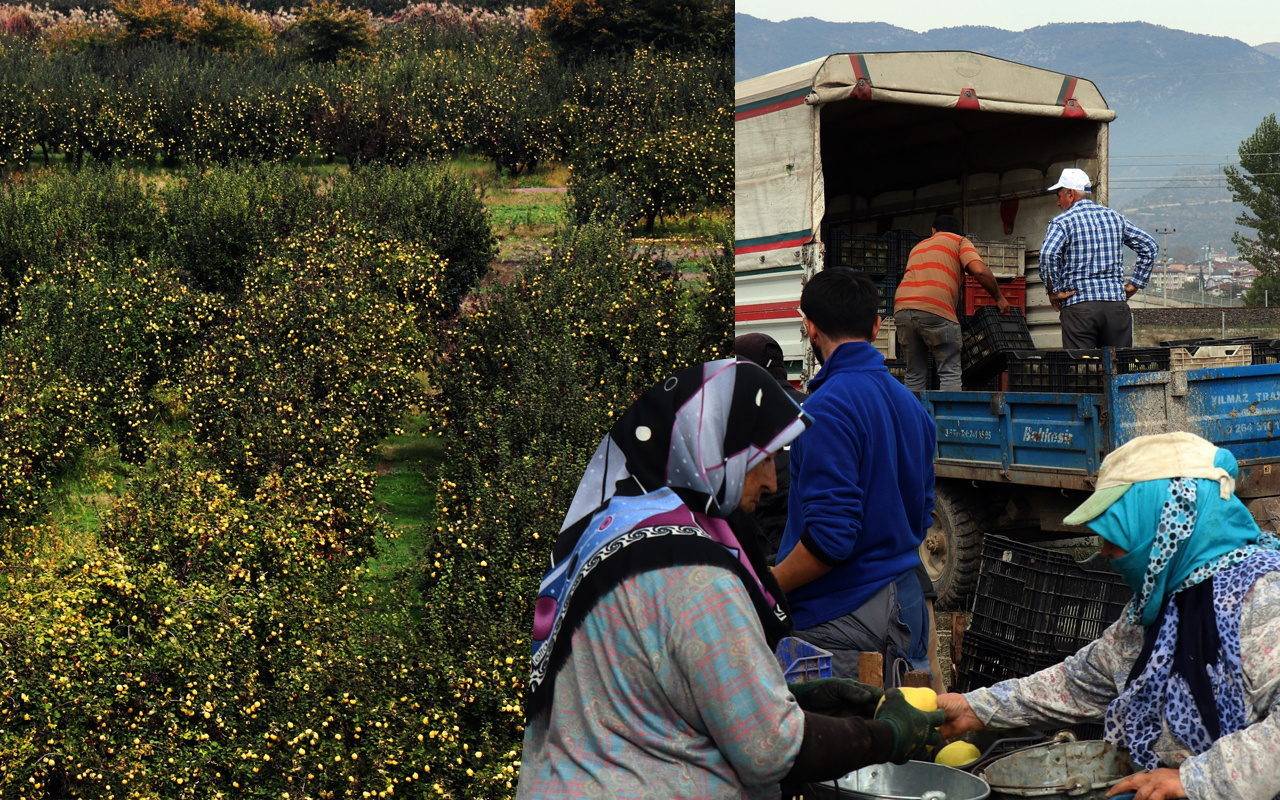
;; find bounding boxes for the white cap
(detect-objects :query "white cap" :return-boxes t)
[1047,167,1092,192]
[1062,432,1234,525]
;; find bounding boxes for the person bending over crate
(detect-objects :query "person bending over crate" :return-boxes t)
[893,213,1010,392]
[937,432,1280,800]
[516,360,944,799]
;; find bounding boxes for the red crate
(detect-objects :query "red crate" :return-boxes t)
[963,276,1026,316]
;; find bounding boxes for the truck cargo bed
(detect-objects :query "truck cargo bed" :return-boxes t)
[927,354,1280,497]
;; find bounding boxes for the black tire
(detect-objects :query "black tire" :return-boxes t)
[920,482,985,611]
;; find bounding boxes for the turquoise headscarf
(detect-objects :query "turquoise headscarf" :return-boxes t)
[1087,448,1265,627]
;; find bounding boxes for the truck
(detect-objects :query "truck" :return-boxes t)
[734,52,1280,609]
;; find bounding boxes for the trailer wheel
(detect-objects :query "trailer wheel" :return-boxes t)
[920,484,985,611]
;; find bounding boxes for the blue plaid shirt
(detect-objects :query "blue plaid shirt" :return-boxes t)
[1040,199,1159,307]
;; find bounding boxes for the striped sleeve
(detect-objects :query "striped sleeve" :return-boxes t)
[958,237,984,271]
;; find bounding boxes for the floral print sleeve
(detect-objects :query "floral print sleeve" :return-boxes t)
[1179,572,1280,800]
[964,615,1145,729]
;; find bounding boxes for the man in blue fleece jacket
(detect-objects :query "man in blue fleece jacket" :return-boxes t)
[773,268,937,684]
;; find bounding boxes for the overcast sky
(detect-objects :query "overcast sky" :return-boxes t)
[736,0,1280,47]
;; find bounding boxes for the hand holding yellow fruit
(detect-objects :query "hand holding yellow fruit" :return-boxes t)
[875,686,938,714]
[935,740,981,767]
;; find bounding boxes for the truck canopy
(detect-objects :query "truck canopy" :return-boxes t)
[735,52,1114,366]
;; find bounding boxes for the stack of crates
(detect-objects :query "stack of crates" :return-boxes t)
[825,229,924,316]
[957,537,1133,693]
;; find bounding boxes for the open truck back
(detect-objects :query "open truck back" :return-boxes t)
[734,53,1280,611]
[735,51,1114,375]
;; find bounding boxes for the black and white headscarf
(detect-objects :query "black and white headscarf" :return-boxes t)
[528,360,811,715]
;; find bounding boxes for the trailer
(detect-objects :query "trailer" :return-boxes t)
[735,53,1280,609]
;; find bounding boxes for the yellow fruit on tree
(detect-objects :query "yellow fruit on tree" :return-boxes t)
[876,686,939,714]
[935,741,981,767]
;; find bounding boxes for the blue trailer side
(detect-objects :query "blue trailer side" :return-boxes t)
[920,357,1280,609]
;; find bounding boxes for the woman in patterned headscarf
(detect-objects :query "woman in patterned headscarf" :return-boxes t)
[516,359,946,799]
[937,432,1280,800]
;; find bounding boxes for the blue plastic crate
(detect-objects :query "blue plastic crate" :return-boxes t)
[774,637,833,683]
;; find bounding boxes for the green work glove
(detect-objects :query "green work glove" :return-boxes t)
[874,688,946,764]
[787,678,884,718]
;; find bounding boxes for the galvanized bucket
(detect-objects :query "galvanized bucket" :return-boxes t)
[977,733,1136,800]
[807,760,992,800]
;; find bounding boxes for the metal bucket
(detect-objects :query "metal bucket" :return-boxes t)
[808,761,992,800]
[977,734,1136,800]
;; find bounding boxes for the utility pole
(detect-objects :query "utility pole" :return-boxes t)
[1155,227,1176,306]
[1201,244,1212,306]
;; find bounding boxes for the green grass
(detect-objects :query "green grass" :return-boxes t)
[485,194,566,234]
[363,412,446,615]
[450,152,569,189]
[36,447,133,557]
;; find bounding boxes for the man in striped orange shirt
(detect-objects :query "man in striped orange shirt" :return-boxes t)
[893,215,1008,391]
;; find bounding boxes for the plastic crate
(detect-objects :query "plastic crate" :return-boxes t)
[775,637,833,683]
[961,307,1034,382]
[967,537,1132,658]
[1251,340,1280,365]
[1113,347,1171,375]
[890,229,925,270]
[874,277,898,317]
[1005,350,1052,392]
[1170,344,1252,371]
[1046,349,1105,393]
[827,231,898,277]
[886,354,940,391]
[957,628,1064,692]
[968,236,1027,279]
[962,276,1027,316]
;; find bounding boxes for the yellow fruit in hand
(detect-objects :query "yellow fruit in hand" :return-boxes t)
[935,741,981,767]
[876,686,939,714]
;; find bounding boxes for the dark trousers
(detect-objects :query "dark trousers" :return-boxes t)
[1060,300,1133,349]
[792,570,930,687]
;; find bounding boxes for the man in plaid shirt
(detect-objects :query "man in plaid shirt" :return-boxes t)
[1040,167,1159,348]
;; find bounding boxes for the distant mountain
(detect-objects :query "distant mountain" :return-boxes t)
[736,15,1280,254]
[1257,42,1280,58]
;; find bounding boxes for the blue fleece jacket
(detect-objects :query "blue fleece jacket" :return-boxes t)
[778,340,936,629]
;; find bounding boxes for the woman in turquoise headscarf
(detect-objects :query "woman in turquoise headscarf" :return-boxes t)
[936,432,1280,800]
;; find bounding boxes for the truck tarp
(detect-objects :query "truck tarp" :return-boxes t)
[734,51,1114,273]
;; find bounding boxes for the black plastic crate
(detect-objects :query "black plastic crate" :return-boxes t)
[889,229,924,270]
[1158,336,1213,348]
[1113,346,1171,374]
[967,537,1132,658]
[875,278,898,317]
[827,230,898,276]
[1005,350,1052,392]
[1046,349,1105,393]
[961,307,1033,382]
[957,628,1064,693]
[886,354,939,390]
[1251,339,1280,365]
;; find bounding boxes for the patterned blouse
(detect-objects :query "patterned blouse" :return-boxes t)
[965,571,1280,800]
[516,564,805,799]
